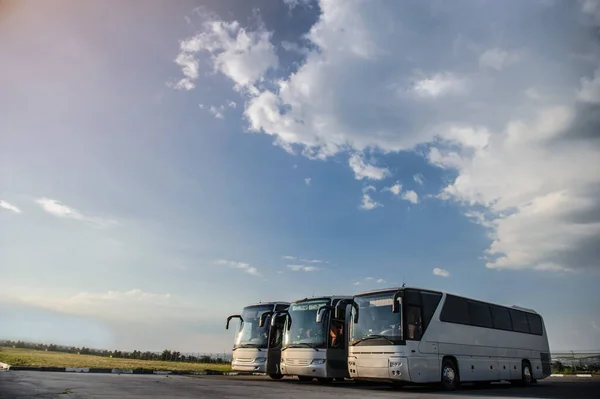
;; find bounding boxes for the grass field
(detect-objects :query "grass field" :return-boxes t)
[0,347,232,372]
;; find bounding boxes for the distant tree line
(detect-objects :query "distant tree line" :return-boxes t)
[0,340,230,364]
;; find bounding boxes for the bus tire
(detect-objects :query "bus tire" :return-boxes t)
[440,357,460,391]
[520,360,533,387]
[269,373,284,380]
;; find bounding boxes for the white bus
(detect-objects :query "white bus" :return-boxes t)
[346,286,551,390]
[226,301,290,379]
[276,296,353,383]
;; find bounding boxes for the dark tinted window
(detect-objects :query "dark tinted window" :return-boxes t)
[421,291,442,329]
[526,313,543,335]
[440,295,470,325]
[490,305,513,331]
[275,304,289,312]
[406,305,423,340]
[404,289,421,306]
[468,300,493,328]
[510,309,529,333]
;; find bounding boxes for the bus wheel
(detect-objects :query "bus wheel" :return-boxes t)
[440,358,460,391]
[269,373,284,380]
[334,377,345,382]
[520,361,533,386]
[317,377,334,384]
[298,376,313,382]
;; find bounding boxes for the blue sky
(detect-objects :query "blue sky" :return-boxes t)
[1,0,600,353]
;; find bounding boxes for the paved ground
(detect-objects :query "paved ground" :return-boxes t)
[0,372,598,399]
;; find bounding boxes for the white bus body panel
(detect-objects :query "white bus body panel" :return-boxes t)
[349,291,551,384]
[281,348,328,378]
[231,348,267,373]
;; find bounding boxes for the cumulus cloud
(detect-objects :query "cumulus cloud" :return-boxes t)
[215,259,259,276]
[34,198,117,228]
[402,190,419,204]
[360,185,382,210]
[0,200,21,214]
[355,276,387,285]
[173,19,278,91]
[209,105,225,119]
[413,174,424,185]
[348,154,390,181]
[174,1,600,273]
[304,177,311,185]
[382,181,402,196]
[287,264,319,272]
[433,268,451,277]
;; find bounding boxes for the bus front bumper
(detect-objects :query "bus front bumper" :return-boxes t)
[231,359,267,373]
[348,355,410,382]
[281,358,328,378]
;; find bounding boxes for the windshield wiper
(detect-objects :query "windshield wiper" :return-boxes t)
[285,343,319,351]
[236,343,263,351]
[351,334,396,346]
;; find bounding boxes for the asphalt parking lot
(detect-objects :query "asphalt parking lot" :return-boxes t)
[0,372,598,399]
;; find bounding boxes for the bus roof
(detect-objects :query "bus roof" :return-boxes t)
[290,295,353,304]
[353,286,539,314]
[243,301,290,308]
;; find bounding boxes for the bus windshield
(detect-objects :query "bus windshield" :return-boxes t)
[350,292,403,345]
[284,299,330,348]
[235,304,274,349]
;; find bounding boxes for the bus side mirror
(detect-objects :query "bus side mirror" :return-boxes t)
[351,302,359,323]
[316,306,334,323]
[271,311,288,327]
[259,311,273,327]
[392,291,403,313]
[226,314,242,329]
[287,316,292,331]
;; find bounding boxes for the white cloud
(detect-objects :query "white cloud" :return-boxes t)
[413,174,424,185]
[174,19,278,91]
[171,52,199,90]
[402,190,419,204]
[283,0,314,9]
[348,154,390,181]
[479,48,521,71]
[359,193,382,211]
[412,72,466,98]
[304,177,311,185]
[382,181,402,196]
[227,100,237,108]
[577,68,600,103]
[34,198,116,228]
[282,255,296,260]
[287,264,319,272]
[20,289,214,324]
[199,103,204,109]
[0,200,21,214]
[209,105,225,119]
[358,276,386,285]
[174,1,600,273]
[215,259,260,276]
[283,256,327,264]
[581,0,600,23]
[433,268,451,277]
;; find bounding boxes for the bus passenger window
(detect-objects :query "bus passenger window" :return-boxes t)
[407,305,423,340]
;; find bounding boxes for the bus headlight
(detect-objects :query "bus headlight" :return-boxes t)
[311,359,326,365]
[254,357,266,363]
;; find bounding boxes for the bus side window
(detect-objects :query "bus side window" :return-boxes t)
[406,305,423,340]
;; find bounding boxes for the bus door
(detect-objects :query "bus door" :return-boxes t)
[264,311,287,377]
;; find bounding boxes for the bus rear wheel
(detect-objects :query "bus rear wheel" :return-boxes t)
[440,358,460,391]
[269,373,284,380]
